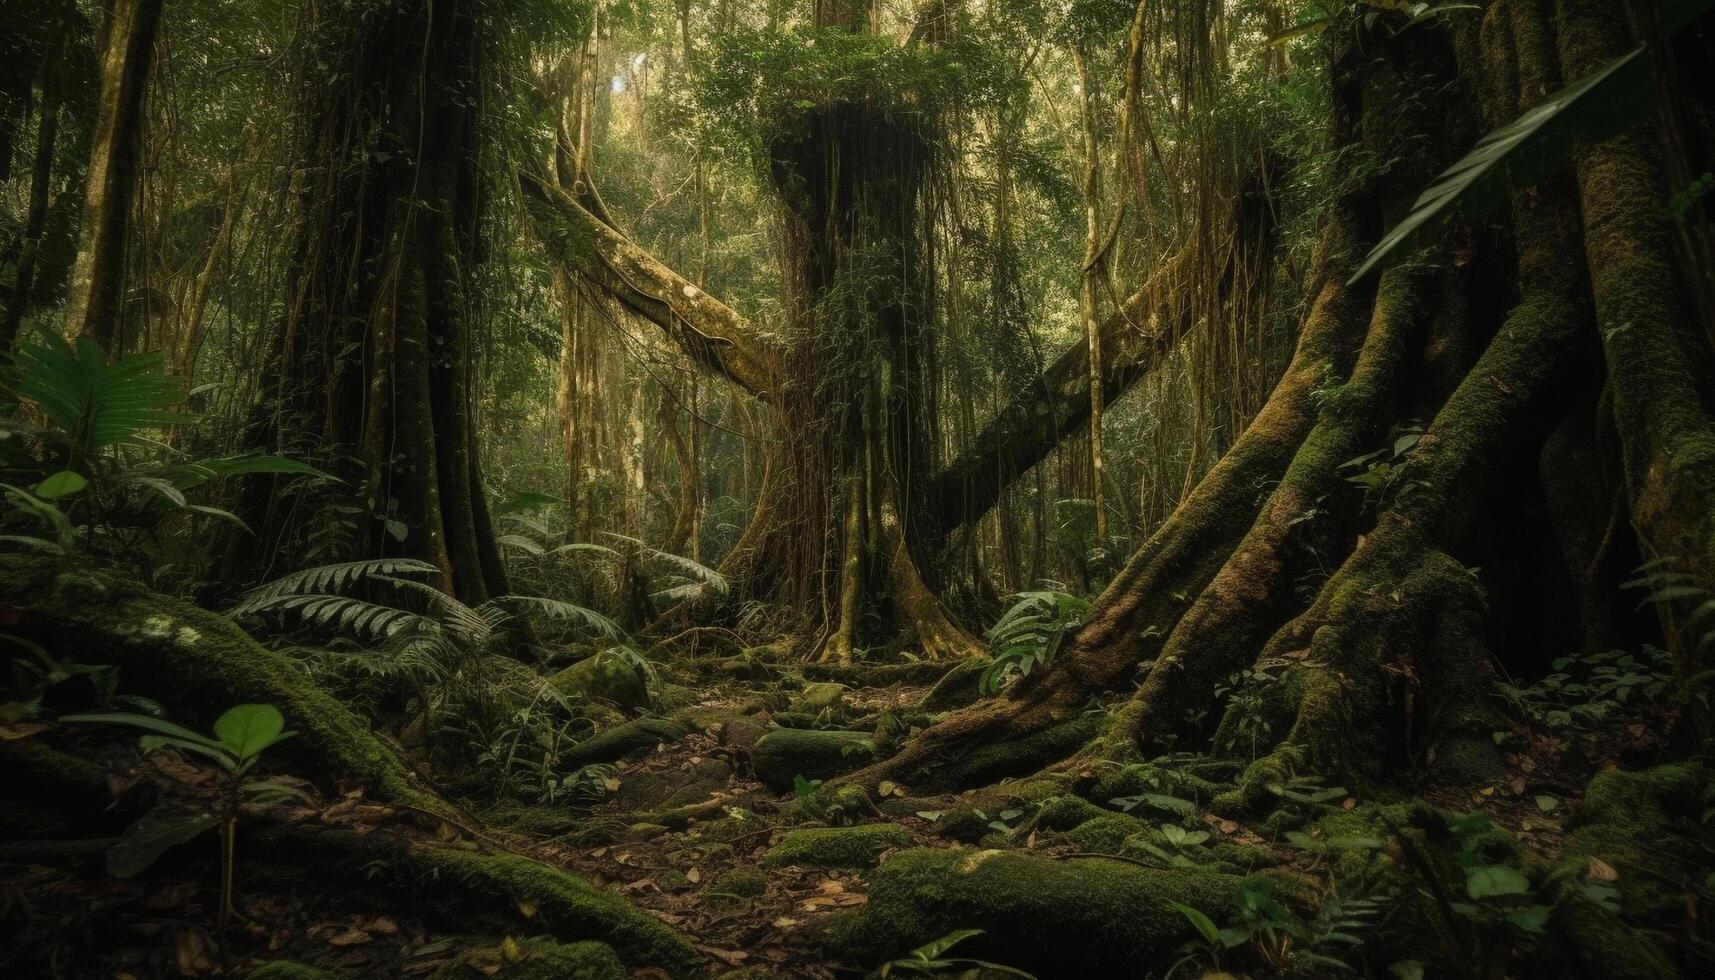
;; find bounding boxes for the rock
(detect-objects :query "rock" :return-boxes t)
[825,847,1239,975]
[750,728,879,791]
[761,823,912,869]
[792,681,849,714]
[550,650,653,711]
[559,717,693,768]
[611,757,733,811]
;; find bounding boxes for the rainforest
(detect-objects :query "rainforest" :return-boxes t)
[2,0,1714,976]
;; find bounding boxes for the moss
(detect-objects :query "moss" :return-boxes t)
[706,866,768,900]
[825,847,1239,974]
[918,656,989,711]
[0,557,449,818]
[428,937,626,980]
[245,963,351,980]
[1033,794,1109,831]
[792,681,849,713]
[1058,813,1153,853]
[559,716,693,768]
[761,823,912,869]
[922,713,1100,791]
[247,826,699,977]
[549,651,652,711]
[750,728,878,791]
[1539,764,1710,979]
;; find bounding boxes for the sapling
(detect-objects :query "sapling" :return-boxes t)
[64,703,307,928]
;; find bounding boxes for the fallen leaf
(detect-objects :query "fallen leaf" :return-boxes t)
[327,928,372,947]
[1587,857,1618,882]
[0,721,49,740]
[517,899,538,918]
[686,867,702,884]
[173,929,219,975]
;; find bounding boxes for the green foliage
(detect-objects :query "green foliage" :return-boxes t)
[0,332,332,568]
[1495,645,1673,735]
[980,590,1091,694]
[1443,811,1552,937]
[880,928,1037,978]
[1338,427,1424,509]
[4,333,181,455]
[1349,0,1715,283]
[63,703,308,928]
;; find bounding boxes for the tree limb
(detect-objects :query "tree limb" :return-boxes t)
[519,170,785,401]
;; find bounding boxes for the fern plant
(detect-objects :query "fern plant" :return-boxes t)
[980,590,1092,694]
[230,558,631,800]
[0,332,330,560]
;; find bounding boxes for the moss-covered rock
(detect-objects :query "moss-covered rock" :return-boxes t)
[1059,813,1153,852]
[1032,794,1110,831]
[825,847,1238,974]
[550,650,653,711]
[750,728,878,791]
[427,937,626,980]
[559,716,693,768]
[792,681,850,714]
[761,823,912,869]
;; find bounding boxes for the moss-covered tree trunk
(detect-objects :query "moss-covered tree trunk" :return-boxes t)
[848,0,1713,795]
[220,0,506,603]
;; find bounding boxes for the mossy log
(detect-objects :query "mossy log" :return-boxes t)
[0,556,451,818]
[824,847,1242,975]
[558,716,694,768]
[246,824,699,977]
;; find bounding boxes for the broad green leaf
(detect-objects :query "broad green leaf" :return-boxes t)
[1467,864,1532,899]
[1349,48,1647,284]
[1167,901,1222,946]
[34,470,87,498]
[214,703,287,760]
[106,799,219,878]
[908,928,984,961]
[62,711,224,751]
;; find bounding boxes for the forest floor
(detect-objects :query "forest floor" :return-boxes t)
[4,629,1689,979]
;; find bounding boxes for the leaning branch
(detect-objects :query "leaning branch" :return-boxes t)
[930,253,1193,534]
[519,171,785,401]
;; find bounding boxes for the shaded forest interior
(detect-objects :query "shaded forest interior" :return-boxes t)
[5,0,1715,976]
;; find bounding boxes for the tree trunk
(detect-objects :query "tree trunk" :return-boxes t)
[63,0,162,352]
[221,0,506,603]
[846,0,1704,796]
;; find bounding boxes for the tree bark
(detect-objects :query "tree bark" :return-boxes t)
[63,0,162,352]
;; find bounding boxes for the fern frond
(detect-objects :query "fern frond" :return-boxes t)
[240,594,436,639]
[230,558,440,615]
[490,595,626,643]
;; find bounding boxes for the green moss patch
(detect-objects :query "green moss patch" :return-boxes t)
[761,823,912,869]
[826,847,1237,974]
[750,728,878,791]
